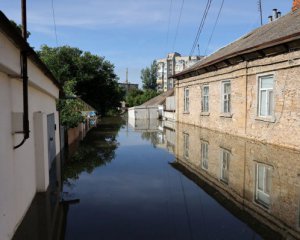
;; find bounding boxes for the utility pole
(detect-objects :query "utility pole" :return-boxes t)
[258,0,263,26]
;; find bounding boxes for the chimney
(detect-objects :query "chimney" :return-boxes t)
[273,9,278,19]
[277,11,281,18]
[268,16,273,22]
[293,0,300,11]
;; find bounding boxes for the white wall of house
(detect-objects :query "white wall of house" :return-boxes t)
[0,32,60,240]
[128,106,159,119]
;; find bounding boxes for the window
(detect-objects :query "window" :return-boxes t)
[184,87,189,112]
[258,75,274,117]
[222,81,231,113]
[220,148,230,184]
[183,133,189,159]
[255,164,272,208]
[201,142,209,170]
[201,85,209,112]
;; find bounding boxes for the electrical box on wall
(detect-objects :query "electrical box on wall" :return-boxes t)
[12,112,23,134]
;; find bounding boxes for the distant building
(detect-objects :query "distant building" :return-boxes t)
[156,52,202,92]
[118,68,138,95]
[119,82,139,94]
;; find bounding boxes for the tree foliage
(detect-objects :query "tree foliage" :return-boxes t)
[56,80,84,128]
[126,89,159,107]
[141,61,157,90]
[10,20,31,38]
[38,45,124,119]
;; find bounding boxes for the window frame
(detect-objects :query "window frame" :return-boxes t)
[255,163,272,209]
[221,80,231,114]
[184,87,190,113]
[201,141,209,170]
[201,85,209,113]
[220,148,231,184]
[257,74,275,118]
[183,132,189,160]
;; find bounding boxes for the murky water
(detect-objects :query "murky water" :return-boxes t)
[13,117,300,240]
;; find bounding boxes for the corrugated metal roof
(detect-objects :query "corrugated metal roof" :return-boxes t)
[174,9,300,79]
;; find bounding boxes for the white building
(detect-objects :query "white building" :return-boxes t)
[156,52,202,92]
[0,11,61,240]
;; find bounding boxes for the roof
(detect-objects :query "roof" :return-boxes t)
[0,11,61,89]
[173,9,300,79]
[140,89,174,107]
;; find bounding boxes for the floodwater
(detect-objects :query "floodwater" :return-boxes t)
[13,117,300,240]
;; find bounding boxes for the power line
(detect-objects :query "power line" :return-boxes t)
[204,0,224,56]
[189,0,212,56]
[172,0,185,52]
[51,0,59,46]
[166,0,173,53]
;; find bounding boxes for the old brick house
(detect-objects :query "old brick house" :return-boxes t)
[173,5,300,150]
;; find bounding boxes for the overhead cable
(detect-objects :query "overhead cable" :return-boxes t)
[166,0,174,53]
[189,0,212,56]
[204,0,224,55]
[172,0,185,51]
[51,0,59,46]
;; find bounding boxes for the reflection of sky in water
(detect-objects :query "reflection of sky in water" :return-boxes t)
[63,119,276,240]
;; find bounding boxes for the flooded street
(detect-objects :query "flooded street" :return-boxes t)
[61,117,300,240]
[13,117,300,240]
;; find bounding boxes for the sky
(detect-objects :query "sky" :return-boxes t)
[0,0,292,87]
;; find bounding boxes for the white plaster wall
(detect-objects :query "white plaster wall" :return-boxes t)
[0,32,60,240]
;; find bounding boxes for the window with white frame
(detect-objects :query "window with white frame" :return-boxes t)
[183,133,189,159]
[222,81,231,113]
[201,85,209,112]
[184,87,189,112]
[255,163,272,208]
[258,75,274,117]
[201,142,209,170]
[220,148,230,184]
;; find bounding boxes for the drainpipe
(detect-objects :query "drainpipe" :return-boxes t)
[14,0,29,149]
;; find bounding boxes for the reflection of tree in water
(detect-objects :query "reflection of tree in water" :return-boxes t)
[63,117,125,182]
[141,131,161,148]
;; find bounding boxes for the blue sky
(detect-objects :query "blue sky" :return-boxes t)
[0,0,292,86]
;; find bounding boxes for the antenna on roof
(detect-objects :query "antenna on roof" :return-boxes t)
[258,0,263,26]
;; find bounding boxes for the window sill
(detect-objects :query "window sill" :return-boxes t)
[200,112,210,116]
[183,111,190,114]
[255,116,276,123]
[220,113,233,118]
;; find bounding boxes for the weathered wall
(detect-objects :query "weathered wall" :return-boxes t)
[176,50,300,149]
[175,122,300,239]
[0,32,60,240]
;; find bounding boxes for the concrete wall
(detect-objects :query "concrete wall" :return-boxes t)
[176,50,300,150]
[128,106,159,119]
[0,32,60,240]
[175,122,300,239]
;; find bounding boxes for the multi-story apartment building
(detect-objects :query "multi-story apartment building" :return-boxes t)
[156,52,201,92]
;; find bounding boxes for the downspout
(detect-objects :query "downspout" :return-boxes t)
[14,0,29,149]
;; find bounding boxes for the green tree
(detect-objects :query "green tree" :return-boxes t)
[56,80,84,128]
[38,45,124,116]
[126,89,158,107]
[10,20,31,38]
[141,61,157,90]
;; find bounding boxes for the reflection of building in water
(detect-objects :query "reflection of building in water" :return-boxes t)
[174,122,300,239]
[128,118,161,132]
